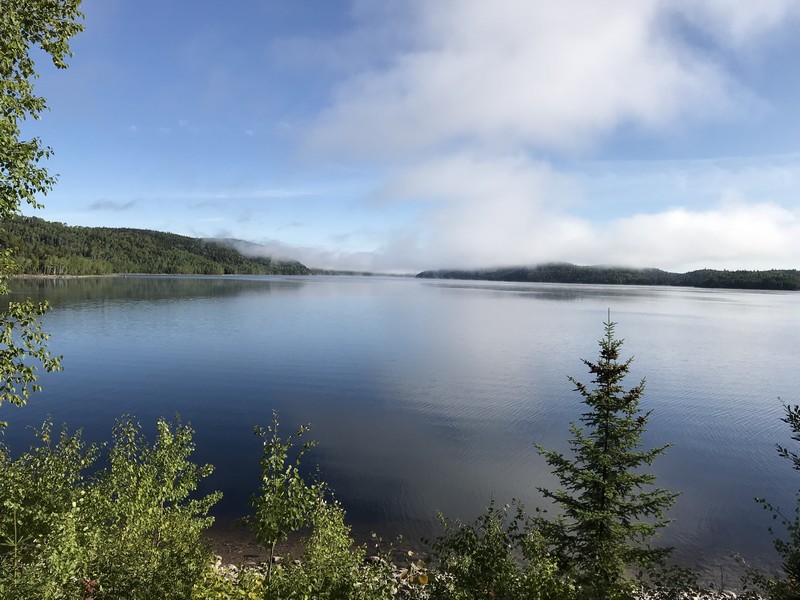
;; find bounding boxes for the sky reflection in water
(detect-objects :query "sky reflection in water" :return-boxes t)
[3,276,798,575]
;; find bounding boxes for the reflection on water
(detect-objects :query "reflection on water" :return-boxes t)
[7,274,309,307]
[2,275,799,576]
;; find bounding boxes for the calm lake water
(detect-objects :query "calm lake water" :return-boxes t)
[3,275,799,575]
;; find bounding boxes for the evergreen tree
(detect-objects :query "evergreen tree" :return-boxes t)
[537,318,677,599]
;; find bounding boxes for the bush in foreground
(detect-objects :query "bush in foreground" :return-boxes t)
[425,500,572,600]
[0,417,219,599]
[242,415,397,599]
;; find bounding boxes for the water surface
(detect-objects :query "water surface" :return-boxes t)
[3,275,798,575]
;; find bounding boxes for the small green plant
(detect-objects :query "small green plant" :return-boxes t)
[427,501,572,600]
[249,412,322,586]
[192,562,265,600]
[87,416,222,599]
[742,402,800,600]
[0,420,97,598]
[283,498,366,597]
[270,497,396,600]
[248,413,398,599]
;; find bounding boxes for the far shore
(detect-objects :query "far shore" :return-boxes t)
[9,273,305,280]
[11,273,122,279]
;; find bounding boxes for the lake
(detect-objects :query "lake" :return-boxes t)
[3,275,799,576]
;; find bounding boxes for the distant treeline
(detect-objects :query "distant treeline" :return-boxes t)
[1,217,310,276]
[308,269,412,277]
[416,263,800,291]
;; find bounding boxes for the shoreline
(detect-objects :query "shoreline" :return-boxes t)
[203,522,756,598]
[10,273,122,280]
[203,522,280,566]
[204,518,427,567]
[203,518,764,590]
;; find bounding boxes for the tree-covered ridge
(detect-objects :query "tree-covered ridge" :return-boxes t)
[417,263,800,291]
[0,216,310,276]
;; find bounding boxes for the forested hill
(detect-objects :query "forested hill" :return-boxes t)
[0,217,310,276]
[416,263,800,291]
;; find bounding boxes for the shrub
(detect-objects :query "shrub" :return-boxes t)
[248,411,321,588]
[86,417,221,599]
[0,420,96,598]
[426,501,573,600]
[0,416,220,599]
[269,498,396,600]
[247,413,397,599]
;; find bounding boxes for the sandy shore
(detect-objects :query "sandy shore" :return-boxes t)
[203,524,281,565]
[204,518,426,567]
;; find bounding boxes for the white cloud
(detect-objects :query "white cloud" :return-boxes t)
[383,199,800,274]
[598,202,800,270]
[232,197,800,274]
[308,0,755,157]
[290,1,800,272]
[232,237,387,273]
[330,155,800,273]
[417,155,800,271]
[88,199,138,212]
[372,153,583,268]
[671,0,800,47]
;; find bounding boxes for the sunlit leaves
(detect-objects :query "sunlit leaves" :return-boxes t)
[1,0,84,219]
[250,413,320,553]
[1,0,83,424]
[0,297,62,427]
[426,501,572,599]
[0,416,220,598]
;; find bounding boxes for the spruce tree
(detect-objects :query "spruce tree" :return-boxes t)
[537,318,677,599]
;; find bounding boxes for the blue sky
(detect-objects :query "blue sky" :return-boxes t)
[23,0,800,273]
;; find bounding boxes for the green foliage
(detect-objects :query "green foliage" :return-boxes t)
[0,416,220,599]
[88,417,222,599]
[249,413,322,586]
[0,294,62,427]
[269,498,396,600]
[1,0,82,424]
[427,501,573,600]
[742,403,800,600]
[282,499,365,597]
[0,0,84,223]
[191,497,398,600]
[0,420,96,598]
[537,319,677,600]
[0,216,312,275]
[416,263,800,291]
[192,564,266,599]
[246,413,397,599]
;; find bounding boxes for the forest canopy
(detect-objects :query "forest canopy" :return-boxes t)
[417,263,800,291]
[1,216,310,276]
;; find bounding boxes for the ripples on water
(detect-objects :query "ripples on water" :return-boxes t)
[3,275,799,576]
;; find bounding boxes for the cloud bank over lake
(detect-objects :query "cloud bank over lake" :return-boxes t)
[31,0,800,272]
